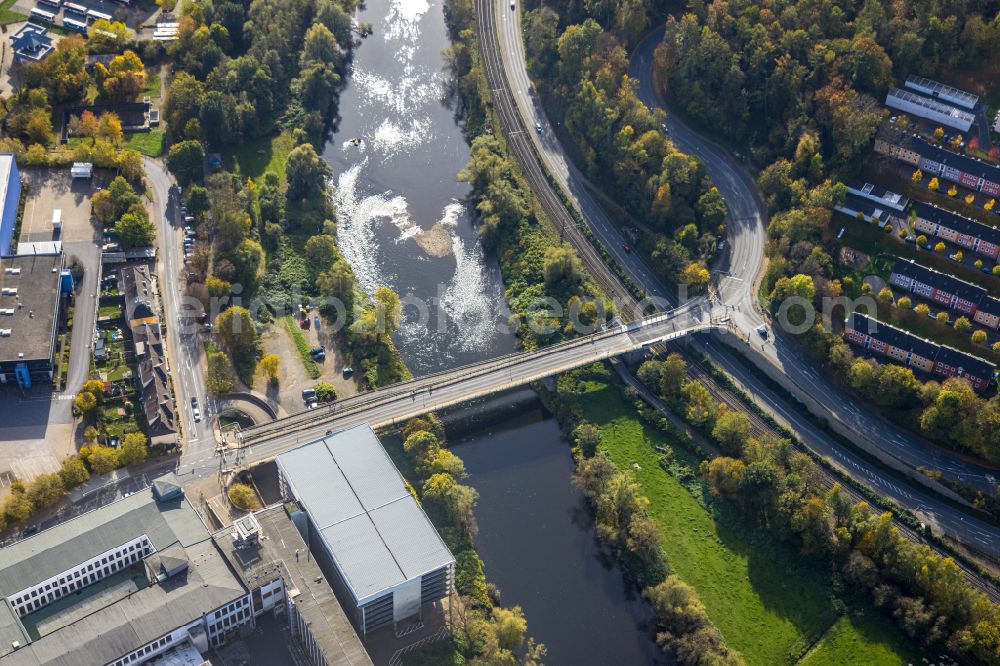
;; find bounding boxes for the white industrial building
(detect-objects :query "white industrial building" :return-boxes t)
[276,425,455,637]
[904,75,979,110]
[886,87,975,132]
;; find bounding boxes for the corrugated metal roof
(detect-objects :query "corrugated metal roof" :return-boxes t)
[277,425,455,605]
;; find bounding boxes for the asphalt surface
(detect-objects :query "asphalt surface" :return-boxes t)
[628,27,1000,494]
[216,306,725,470]
[486,11,1000,561]
[144,158,217,468]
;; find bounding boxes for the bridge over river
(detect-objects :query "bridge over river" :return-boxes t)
[218,302,727,471]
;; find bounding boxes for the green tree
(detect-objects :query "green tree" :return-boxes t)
[74,391,97,414]
[260,354,280,384]
[543,245,583,290]
[712,409,752,456]
[116,212,156,248]
[59,456,90,488]
[166,140,205,185]
[117,433,148,466]
[216,307,257,358]
[285,143,332,201]
[87,446,120,475]
[954,316,972,333]
[683,381,716,426]
[206,351,236,395]
[305,234,338,274]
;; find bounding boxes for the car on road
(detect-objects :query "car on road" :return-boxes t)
[756,325,768,339]
[193,407,201,422]
[535,122,542,134]
[623,242,631,253]
[342,366,354,378]
[510,0,514,8]
[191,397,198,408]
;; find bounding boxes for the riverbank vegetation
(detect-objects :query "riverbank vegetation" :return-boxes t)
[655,1,1000,462]
[550,359,916,666]
[391,417,546,666]
[635,353,1000,663]
[519,0,726,288]
[444,0,614,349]
[163,0,409,389]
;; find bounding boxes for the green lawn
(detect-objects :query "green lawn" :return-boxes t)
[98,304,122,319]
[572,364,915,666]
[0,0,26,24]
[221,130,296,181]
[799,609,923,666]
[143,69,161,98]
[124,131,165,157]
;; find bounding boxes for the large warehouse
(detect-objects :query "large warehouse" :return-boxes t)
[0,155,20,258]
[276,425,455,637]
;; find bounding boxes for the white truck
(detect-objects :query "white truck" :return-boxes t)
[51,209,61,232]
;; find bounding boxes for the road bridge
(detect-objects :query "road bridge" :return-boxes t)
[219,306,725,469]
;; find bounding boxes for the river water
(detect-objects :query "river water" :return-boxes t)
[325,1,662,661]
[448,391,664,665]
[325,0,516,375]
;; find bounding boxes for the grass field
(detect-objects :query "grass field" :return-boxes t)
[572,363,917,666]
[799,609,922,666]
[124,131,165,157]
[221,130,296,181]
[0,0,26,23]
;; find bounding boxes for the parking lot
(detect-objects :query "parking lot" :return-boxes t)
[20,168,98,244]
[11,0,162,31]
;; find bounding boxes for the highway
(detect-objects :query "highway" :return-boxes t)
[479,2,1000,562]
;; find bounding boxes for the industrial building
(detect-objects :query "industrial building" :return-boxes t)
[276,425,455,637]
[904,76,979,111]
[0,253,68,389]
[885,88,975,133]
[0,476,256,665]
[0,156,22,258]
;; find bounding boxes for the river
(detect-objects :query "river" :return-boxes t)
[447,391,664,665]
[324,0,516,375]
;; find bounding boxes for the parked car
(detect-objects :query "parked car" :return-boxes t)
[193,407,201,422]
[983,265,995,274]
[302,388,317,402]
[904,236,916,244]
[343,366,354,378]
[310,347,326,361]
[949,253,961,261]
[756,325,768,339]
[191,396,198,408]
[510,0,514,8]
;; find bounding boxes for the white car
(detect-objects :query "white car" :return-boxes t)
[510,0,515,8]
[193,407,201,422]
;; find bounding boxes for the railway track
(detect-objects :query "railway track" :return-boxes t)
[475,0,1000,602]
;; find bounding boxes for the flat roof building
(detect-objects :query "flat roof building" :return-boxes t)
[904,75,979,111]
[0,155,21,257]
[276,425,455,637]
[0,253,64,389]
[886,88,975,133]
[0,474,258,666]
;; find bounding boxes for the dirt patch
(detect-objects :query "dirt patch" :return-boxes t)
[839,246,870,270]
[252,313,360,414]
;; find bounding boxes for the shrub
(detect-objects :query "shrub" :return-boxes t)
[228,483,257,510]
[972,330,987,345]
[897,296,911,309]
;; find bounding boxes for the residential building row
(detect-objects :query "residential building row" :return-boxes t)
[889,258,1000,330]
[875,129,1000,199]
[843,312,995,392]
[120,264,177,447]
[839,179,1000,260]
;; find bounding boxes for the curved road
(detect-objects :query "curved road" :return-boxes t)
[485,5,1000,559]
